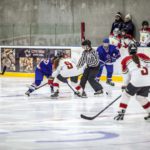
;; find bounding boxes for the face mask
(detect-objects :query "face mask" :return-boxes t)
[103,43,109,51]
[82,45,90,51]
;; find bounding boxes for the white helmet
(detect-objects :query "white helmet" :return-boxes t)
[113,28,120,36]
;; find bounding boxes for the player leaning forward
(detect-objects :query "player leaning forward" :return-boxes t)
[114,43,150,120]
[75,40,103,97]
[50,52,83,98]
[25,56,53,96]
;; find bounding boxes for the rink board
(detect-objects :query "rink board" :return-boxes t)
[0,46,149,82]
[0,72,123,82]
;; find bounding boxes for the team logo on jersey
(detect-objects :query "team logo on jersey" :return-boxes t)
[43,59,49,64]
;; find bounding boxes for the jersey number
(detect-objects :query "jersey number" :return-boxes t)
[141,67,148,75]
[64,61,73,69]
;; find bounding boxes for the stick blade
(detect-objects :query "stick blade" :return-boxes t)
[80,114,95,120]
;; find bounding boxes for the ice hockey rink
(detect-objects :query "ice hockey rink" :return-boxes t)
[0,77,150,150]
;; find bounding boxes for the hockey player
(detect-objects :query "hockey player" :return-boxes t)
[50,52,83,98]
[114,43,150,121]
[139,20,150,47]
[96,38,121,86]
[109,28,121,47]
[25,55,53,96]
[118,28,137,58]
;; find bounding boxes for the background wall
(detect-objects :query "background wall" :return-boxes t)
[0,0,150,46]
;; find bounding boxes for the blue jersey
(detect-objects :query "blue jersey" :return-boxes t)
[36,59,52,77]
[97,45,120,63]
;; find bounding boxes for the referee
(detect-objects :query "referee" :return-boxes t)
[76,39,103,97]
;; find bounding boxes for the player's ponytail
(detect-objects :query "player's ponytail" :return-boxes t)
[132,53,140,68]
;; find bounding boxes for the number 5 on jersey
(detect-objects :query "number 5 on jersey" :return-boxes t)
[141,67,148,75]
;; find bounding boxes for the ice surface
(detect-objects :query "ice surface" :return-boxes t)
[0,77,150,150]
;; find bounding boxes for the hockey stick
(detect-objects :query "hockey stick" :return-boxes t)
[56,74,82,97]
[80,94,122,120]
[0,66,7,75]
[35,82,48,90]
[66,82,82,97]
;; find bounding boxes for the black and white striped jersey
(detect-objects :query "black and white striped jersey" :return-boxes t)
[77,48,100,68]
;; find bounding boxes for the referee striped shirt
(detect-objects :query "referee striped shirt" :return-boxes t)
[77,48,100,68]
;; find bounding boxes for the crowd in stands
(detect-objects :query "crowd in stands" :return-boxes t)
[94,12,150,85]
[110,12,150,47]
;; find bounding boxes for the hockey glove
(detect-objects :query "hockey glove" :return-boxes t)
[121,85,127,92]
[111,57,116,62]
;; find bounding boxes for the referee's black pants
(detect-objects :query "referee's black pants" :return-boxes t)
[80,65,103,92]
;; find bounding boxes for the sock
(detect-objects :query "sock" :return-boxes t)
[119,91,131,111]
[136,96,150,113]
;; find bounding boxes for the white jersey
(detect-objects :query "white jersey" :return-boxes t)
[119,37,133,58]
[121,53,150,87]
[52,58,83,78]
[140,29,150,46]
[109,34,120,47]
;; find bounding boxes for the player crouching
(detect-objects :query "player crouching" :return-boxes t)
[114,43,150,121]
[51,52,83,98]
[25,54,53,96]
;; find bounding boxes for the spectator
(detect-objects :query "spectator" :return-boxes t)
[110,12,124,34]
[122,14,135,37]
[139,20,150,47]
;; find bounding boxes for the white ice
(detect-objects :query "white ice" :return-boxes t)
[0,77,150,150]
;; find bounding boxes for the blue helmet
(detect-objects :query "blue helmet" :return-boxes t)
[103,38,109,44]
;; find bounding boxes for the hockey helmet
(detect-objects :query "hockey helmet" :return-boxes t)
[128,43,137,54]
[113,28,120,36]
[56,51,65,58]
[142,20,149,27]
[81,39,91,47]
[103,38,109,44]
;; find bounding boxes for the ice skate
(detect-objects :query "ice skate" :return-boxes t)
[114,109,126,121]
[144,113,150,120]
[94,89,103,95]
[106,80,115,86]
[81,91,88,98]
[25,90,31,97]
[51,92,59,98]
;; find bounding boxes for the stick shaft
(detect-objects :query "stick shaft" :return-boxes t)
[81,95,122,120]
[35,83,48,90]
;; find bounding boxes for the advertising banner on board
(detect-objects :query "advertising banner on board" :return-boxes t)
[0,47,71,73]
